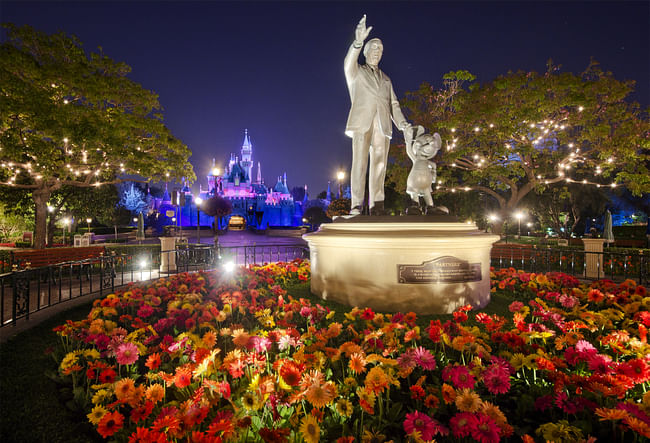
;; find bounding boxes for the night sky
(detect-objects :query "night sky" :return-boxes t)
[2,1,648,196]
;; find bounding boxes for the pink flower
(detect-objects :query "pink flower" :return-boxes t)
[248,335,272,353]
[403,411,436,441]
[508,301,524,312]
[450,412,478,438]
[558,294,578,308]
[482,366,510,394]
[587,353,613,374]
[115,342,139,365]
[471,413,500,443]
[397,350,417,370]
[444,365,476,389]
[137,304,154,318]
[413,347,436,370]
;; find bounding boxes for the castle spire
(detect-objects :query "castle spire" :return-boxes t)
[256,161,262,184]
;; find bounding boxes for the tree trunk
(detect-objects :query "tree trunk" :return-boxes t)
[32,188,51,249]
[47,214,56,246]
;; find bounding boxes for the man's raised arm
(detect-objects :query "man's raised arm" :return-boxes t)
[344,15,372,84]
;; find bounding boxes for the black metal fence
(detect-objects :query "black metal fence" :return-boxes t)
[2,243,645,329]
[491,246,648,285]
[1,244,308,328]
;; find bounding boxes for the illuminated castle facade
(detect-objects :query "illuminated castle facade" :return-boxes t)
[167,130,304,230]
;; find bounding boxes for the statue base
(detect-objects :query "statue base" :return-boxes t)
[303,219,500,314]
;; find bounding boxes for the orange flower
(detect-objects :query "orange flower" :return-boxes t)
[305,381,336,408]
[145,352,161,371]
[145,383,165,403]
[114,378,135,400]
[339,341,362,357]
[364,366,389,395]
[595,407,629,421]
[454,388,482,412]
[442,383,456,404]
[202,331,217,348]
[174,367,192,389]
[348,352,367,374]
[231,328,250,348]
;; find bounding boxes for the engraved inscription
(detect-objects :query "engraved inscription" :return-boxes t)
[397,256,482,284]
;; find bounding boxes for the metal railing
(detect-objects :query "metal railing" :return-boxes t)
[1,243,309,328]
[491,246,648,285]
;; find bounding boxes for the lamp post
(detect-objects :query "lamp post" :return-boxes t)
[195,196,203,245]
[526,222,532,236]
[86,217,92,234]
[515,212,523,239]
[336,170,345,199]
[45,205,55,246]
[487,214,498,234]
[62,218,70,245]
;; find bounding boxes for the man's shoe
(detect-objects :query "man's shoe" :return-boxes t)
[370,201,386,216]
[349,206,362,216]
[406,205,422,215]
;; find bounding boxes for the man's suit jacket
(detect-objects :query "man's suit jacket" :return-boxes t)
[344,43,408,139]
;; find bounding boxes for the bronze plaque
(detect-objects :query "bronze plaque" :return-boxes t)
[397,256,482,284]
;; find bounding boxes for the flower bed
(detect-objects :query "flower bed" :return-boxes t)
[52,260,650,442]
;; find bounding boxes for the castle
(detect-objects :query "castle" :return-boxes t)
[152,130,306,230]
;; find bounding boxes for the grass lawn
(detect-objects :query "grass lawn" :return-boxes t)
[0,301,103,443]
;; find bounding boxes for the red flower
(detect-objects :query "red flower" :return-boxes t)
[98,368,117,383]
[410,385,425,400]
[620,358,650,383]
[128,427,168,443]
[145,352,162,371]
[97,411,124,438]
[259,427,291,443]
[174,367,192,388]
[361,307,375,321]
[280,361,304,386]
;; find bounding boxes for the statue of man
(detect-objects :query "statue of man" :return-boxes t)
[344,15,411,215]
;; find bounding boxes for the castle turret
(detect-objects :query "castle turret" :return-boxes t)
[241,129,253,183]
[256,161,262,184]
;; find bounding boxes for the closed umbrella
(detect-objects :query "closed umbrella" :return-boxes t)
[603,209,614,246]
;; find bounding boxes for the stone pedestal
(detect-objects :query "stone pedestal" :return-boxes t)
[303,218,499,314]
[159,237,177,273]
[582,238,607,279]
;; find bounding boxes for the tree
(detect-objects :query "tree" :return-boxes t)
[119,183,149,215]
[390,62,649,234]
[0,25,195,248]
[527,184,607,238]
[202,196,232,231]
[0,202,30,241]
[326,198,351,218]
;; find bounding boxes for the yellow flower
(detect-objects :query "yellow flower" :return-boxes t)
[83,349,101,360]
[362,429,388,442]
[299,414,320,443]
[336,398,354,417]
[92,389,110,405]
[509,353,526,371]
[87,405,107,425]
[241,391,262,411]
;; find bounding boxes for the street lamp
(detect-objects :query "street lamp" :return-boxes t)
[336,170,345,198]
[61,217,70,245]
[195,196,203,244]
[487,213,498,233]
[515,212,523,239]
[86,217,92,234]
[526,222,532,236]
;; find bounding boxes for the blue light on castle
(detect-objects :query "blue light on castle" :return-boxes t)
[152,130,305,230]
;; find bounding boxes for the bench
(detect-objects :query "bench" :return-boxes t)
[11,246,107,270]
[491,244,536,262]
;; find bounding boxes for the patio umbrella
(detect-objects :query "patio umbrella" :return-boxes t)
[603,209,615,245]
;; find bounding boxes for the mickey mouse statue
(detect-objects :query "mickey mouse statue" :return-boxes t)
[404,125,449,215]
